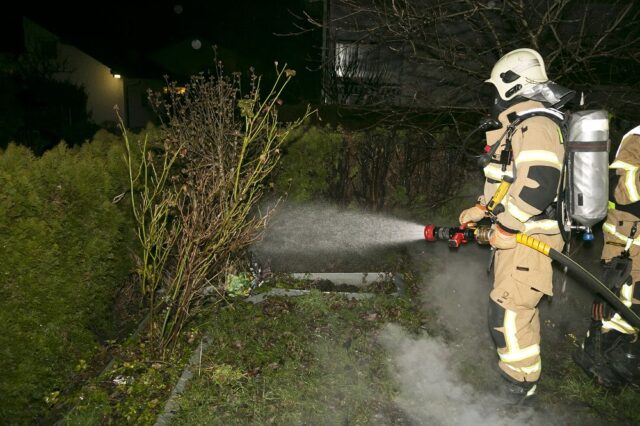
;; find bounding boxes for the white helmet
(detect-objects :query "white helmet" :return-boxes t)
[486,48,548,101]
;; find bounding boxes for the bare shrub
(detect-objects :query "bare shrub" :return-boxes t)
[275,120,480,213]
[122,64,312,353]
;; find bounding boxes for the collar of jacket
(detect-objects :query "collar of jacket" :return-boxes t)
[485,100,546,147]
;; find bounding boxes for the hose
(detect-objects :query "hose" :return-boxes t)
[516,233,640,330]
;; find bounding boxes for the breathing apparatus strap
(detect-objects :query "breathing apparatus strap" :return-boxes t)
[500,127,516,171]
[483,108,565,218]
[506,108,565,125]
[478,129,510,169]
[502,108,564,169]
[478,108,564,169]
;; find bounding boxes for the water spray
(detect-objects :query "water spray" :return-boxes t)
[422,222,640,330]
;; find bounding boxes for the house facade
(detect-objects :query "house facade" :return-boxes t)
[23,18,162,130]
[320,0,478,109]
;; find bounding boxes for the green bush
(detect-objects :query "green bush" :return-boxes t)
[274,124,345,202]
[0,132,135,422]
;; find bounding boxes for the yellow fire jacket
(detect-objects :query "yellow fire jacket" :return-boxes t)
[610,127,640,206]
[601,127,640,334]
[602,127,640,257]
[482,100,564,235]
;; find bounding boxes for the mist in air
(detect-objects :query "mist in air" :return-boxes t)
[258,202,424,249]
[253,202,425,271]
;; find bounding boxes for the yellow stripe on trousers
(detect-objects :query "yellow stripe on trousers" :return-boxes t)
[504,360,541,375]
[498,309,541,363]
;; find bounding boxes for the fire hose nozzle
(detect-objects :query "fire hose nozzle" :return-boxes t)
[424,224,492,247]
[424,224,437,241]
[474,226,492,245]
[423,224,478,248]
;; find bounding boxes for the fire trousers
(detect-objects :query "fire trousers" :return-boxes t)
[488,232,564,383]
[600,208,640,334]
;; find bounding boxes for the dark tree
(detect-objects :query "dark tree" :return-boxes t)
[320,0,640,121]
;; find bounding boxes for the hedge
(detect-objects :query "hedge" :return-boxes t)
[0,130,136,422]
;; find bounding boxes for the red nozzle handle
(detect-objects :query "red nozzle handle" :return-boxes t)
[449,232,466,248]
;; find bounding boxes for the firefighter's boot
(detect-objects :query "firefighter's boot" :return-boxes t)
[497,368,538,406]
[573,323,640,387]
[602,331,640,387]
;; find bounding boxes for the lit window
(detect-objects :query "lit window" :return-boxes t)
[162,86,187,95]
[334,42,378,80]
[335,42,357,78]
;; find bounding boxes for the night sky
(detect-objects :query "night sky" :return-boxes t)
[7,1,322,98]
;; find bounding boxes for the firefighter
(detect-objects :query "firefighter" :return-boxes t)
[459,48,568,402]
[573,126,640,386]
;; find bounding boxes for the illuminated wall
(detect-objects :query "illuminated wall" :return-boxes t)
[54,43,124,125]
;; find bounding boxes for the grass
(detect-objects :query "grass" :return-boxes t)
[56,264,640,425]
[168,280,640,425]
[52,188,640,424]
[169,277,434,425]
[540,333,640,425]
[56,333,193,425]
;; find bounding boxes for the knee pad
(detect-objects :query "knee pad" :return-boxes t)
[488,299,506,348]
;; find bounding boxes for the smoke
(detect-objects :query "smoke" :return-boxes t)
[385,244,540,425]
[408,240,495,366]
[379,324,538,426]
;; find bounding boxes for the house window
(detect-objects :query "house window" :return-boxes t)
[329,40,402,105]
[335,42,379,80]
[334,41,401,85]
[335,42,355,78]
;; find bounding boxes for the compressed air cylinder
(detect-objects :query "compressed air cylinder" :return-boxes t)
[566,110,609,227]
